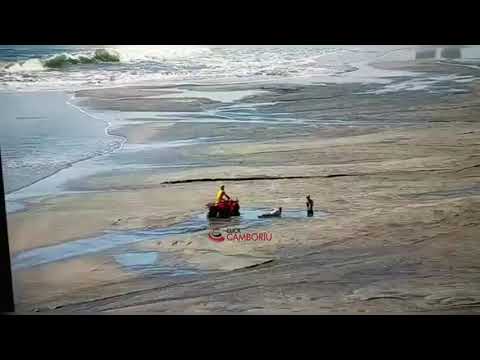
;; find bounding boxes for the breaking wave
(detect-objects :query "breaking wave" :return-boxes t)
[1,46,213,72]
[2,49,119,72]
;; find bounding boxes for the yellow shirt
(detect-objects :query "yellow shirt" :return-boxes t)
[216,190,225,203]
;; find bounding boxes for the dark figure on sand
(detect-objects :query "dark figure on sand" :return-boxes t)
[306,195,314,217]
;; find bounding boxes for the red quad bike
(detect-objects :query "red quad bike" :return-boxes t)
[206,199,240,218]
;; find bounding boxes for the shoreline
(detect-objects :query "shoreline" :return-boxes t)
[7,53,471,200]
[5,92,127,198]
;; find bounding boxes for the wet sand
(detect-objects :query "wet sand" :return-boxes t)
[8,61,480,313]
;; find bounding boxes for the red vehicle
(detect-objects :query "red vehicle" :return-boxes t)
[206,199,240,218]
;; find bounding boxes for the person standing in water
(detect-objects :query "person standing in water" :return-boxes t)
[306,195,314,217]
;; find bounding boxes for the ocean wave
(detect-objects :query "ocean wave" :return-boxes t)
[1,49,121,72]
[1,46,213,73]
[44,49,121,68]
[1,58,45,72]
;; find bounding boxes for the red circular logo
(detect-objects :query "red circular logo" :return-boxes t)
[208,228,225,242]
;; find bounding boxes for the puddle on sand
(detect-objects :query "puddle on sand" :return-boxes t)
[11,216,208,271]
[114,252,159,267]
[217,208,325,222]
[113,251,198,276]
[205,208,326,234]
[12,208,327,271]
[5,200,27,214]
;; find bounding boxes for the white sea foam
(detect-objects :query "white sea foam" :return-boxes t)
[0,46,420,91]
[356,74,478,95]
[112,45,212,62]
[2,58,45,72]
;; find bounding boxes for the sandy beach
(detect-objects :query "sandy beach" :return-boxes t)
[6,52,480,313]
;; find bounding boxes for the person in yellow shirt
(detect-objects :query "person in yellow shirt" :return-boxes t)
[216,185,231,204]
